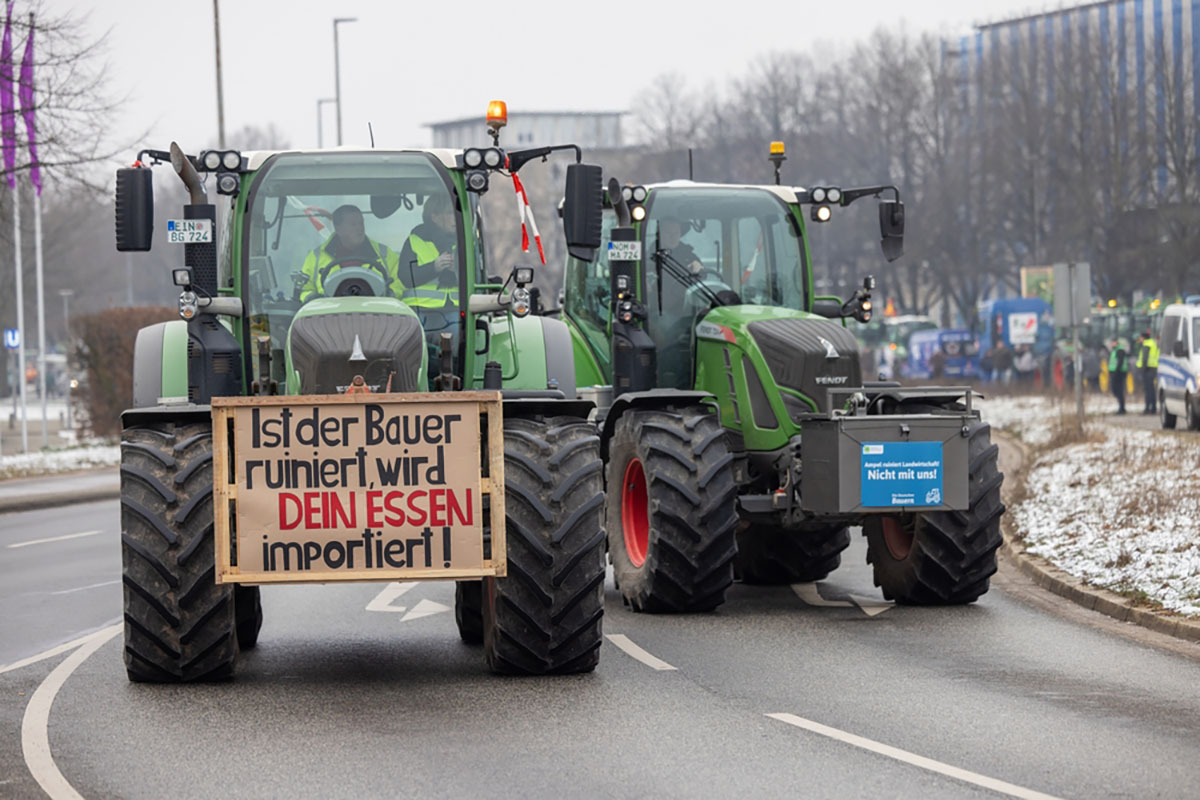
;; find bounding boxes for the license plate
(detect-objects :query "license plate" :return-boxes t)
[607,241,641,261]
[166,219,213,244]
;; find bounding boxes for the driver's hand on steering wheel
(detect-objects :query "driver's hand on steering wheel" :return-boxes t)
[434,252,454,272]
[688,260,704,274]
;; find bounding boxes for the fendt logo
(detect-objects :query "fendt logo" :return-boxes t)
[815,375,848,385]
[818,336,839,359]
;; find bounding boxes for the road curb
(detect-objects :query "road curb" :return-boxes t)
[995,431,1200,645]
[0,486,120,515]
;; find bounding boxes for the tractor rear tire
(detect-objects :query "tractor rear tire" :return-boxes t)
[455,580,484,645]
[234,586,263,650]
[735,525,850,585]
[120,420,239,682]
[864,420,1004,605]
[608,407,738,613]
[483,416,605,674]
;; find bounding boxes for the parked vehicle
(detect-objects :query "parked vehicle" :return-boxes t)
[905,329,980,380]
[1156,300,1200,430]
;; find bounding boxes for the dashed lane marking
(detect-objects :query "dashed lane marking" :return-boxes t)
[21,624,121,800]
[7,530,103,549]
[49,580,120,596]
[605,634,677,671]
[766,713,1064,800]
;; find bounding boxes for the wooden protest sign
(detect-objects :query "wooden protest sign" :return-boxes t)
[212,392,505,585]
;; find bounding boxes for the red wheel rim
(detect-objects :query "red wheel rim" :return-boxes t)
[882,516,914,560]
[621,458,650,568]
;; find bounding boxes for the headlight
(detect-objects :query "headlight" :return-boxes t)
[483,148,503,168]
[202,151,222,170]
[178,290,199,320]
[631,205,646,221]
[511,287,532,317]
[221,150,241,170]
[811,187,826,203]
[631,185,647,202]
[464,148,483,168]
[827,187,842,203]
[813,205,832,222]
[217,173,239,195]
[466,170,489,193]
[621,186,633,203]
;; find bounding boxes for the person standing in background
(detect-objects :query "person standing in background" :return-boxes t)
[1108,338,1128,415]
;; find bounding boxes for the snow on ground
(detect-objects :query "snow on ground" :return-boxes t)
[976,392,1118,447]
[981,393,1200,617]
[0,443,119,480]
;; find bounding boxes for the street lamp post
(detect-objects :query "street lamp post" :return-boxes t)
[333,17,357,146]
[317,97,336,148]
[58,289,73,431]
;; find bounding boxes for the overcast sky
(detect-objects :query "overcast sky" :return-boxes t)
[60,0,1054,160]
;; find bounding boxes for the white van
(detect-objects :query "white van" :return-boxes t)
[1156,301,1200,430]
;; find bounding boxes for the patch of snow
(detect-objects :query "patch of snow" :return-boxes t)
[0,444,120,479]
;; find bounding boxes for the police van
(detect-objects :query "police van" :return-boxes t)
[1155,300,1200,430]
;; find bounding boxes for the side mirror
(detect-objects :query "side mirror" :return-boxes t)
[562,163,603,262]
[1174,340,1187,357]
[811,298,843,319]
[115,166,154,252]
[879,200,904,262]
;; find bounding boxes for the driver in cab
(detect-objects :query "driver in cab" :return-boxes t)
[656,217,703,274]
[393,193,459,309]
[298,204,400,301]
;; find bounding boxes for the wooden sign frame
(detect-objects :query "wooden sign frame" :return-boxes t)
[211,391,505,585]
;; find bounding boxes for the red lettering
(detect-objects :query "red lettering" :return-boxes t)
[279,493,303,530]
[446,488,472,526]
[384,491,406,527]
[329,491,355,529]
[406,490,427,526]
[304,492,321,529]
[366,490,383,528]
[429,489,446,527]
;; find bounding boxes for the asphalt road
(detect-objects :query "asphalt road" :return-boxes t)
[3,483,1200,798]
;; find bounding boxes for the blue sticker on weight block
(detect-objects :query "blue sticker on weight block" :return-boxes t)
[860,441,943,507]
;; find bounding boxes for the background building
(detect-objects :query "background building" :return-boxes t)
[426,111,626,150]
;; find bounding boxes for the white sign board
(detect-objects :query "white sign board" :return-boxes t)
[1008,312,1039,345]
[166,219,213,244]
[1053,262,1091,328]
[607,240,642,261]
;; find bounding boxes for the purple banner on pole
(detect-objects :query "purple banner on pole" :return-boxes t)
[0,2,13,190]
[19,15,37,195]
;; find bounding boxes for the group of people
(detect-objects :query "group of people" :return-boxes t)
[1106,330,1160,415]
[296,196,459,309]
[978,341,1038,384]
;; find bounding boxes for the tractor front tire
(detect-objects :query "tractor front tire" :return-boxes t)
[608,407,738,613]
[121,420,239,682]
[455,580,484,645]
[735,525,850,585]
[483,416,605,674]
[864,420,1004,605]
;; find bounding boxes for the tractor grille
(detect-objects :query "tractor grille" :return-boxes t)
[747,318,861,414]
[290,312,425,395]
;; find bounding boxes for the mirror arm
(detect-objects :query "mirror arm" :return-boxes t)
[507,143,582,173]
[838,184,900,207]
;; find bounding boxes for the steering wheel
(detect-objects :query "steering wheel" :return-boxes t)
[321,264,388,298]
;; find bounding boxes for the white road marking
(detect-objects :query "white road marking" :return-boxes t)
[49,580,120,596]
[849,594,894,617]
[21,624,121,800]
[0,624,119,675]
[7,530,103,549]
[399,598,450,622]
[792,583,893,616]
[365,581,416,613]
[766,713,1064,800]
[605,634,677,671]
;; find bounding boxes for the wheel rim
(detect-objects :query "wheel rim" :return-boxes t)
[882,516,914,560]
[621,458,650,568]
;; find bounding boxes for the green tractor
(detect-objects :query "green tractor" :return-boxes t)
[561,163,1004,612]
[113,109,612,679]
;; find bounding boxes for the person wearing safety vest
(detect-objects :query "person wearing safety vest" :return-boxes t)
[393,193,459,309]
[1108,338,1128,415]
[299,205,400,302]
[1136,329,1160,414]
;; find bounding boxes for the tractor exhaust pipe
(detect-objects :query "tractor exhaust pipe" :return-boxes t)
[170,141,207,205]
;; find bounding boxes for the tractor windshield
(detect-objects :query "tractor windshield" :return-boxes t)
[643,187,808,387]
[242,151,463,383]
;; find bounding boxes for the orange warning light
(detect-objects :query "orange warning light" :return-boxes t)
[486,100,508,129]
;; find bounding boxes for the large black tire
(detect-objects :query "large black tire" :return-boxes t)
[864,420,1004,604]
[234,585,263,650]
[735,525,850,584]
[455,580,483,645]
[121,420,239,682]
[483,416,605,674]
[607,407,738,613]
[1188,393,1200,431]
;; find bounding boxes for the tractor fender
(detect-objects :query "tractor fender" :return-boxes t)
[132,320,189,408]
[598,389,716,460]
[540,316,577,399]
[121,403,212,430]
